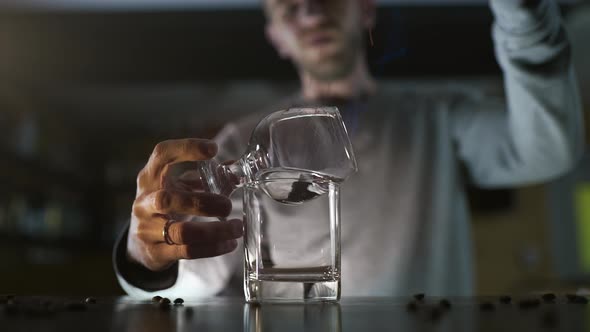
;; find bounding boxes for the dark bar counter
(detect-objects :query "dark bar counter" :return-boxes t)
[1,295,588,331]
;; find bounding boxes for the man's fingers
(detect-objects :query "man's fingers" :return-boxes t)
[161,177,206,192]
[177,170,206,190]
[162,172,206,192]
[138,139,217,191]
[166,218,243,245]
[140,189,232,217]
[158,239,239,261]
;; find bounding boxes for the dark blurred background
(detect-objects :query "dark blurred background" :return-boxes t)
[0,0,588,296]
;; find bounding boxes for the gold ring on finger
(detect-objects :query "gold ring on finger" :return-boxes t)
[162,219,179,245]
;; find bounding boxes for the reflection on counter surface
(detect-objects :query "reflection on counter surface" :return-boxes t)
[243,302,341,332]
[3,296,590,331]
[111,297,342,332]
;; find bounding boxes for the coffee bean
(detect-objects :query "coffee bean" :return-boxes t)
[65,302,87,312]
[541,293,556,303]
[173,298,184,305]
[480,302,495,311]
[84,297,96,304]
[518,299,541,309]
[571,296,588,304]
[499,296,512,304]
[564,294,588,304]
[413,293,425,301]
[160,298,171,305]
[439,299,452,310]
[2,296,16,306]
[159,301,171,311]
[152,296,162,303]
[406,302,418,312]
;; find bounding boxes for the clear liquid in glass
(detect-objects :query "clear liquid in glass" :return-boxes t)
[243,169,341,302]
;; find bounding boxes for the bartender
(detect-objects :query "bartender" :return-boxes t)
[114,0,584,298]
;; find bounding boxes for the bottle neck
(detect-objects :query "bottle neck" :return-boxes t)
[220,160,248,191]
[222,148,268,190]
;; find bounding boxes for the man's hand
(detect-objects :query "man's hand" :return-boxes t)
[127,138,244,272]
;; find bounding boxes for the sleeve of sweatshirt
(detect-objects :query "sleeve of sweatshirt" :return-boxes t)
[113,123,248,300]
[451,0,585,188]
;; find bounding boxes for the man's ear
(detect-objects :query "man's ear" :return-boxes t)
[265,23,291,60]
[360,0,376,29]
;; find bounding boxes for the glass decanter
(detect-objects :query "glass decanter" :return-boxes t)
[197,106,358,199]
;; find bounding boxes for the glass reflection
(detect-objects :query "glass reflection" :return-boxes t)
[243,302,341,332]
[111,297,245,332]
[111,298,180,332]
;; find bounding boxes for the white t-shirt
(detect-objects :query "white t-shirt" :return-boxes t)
[114,0,585,298]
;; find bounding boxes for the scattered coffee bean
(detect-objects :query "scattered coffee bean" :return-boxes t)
[65,302,87,312]
[84,297,96,304]
[570,295,588,304]
[185,307,194,318]
[479,302,495,311]
[518,299,541,309]
[159,301,171,311]
[160,298,171,305]
[541,310,559,328]
[152,296,162,303]
[541,293,556,303]
[564,294,587,303]
[413,293,425,302]
[499,296,512,304]
[2,296,16,305]
[174,298,184,305]
[406,301,418,312]
[439,299,452,310]
[429,307,443,322]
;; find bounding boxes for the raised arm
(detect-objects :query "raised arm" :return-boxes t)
[452,0,585,187]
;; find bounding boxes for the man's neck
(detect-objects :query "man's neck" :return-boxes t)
[299,55,377,102]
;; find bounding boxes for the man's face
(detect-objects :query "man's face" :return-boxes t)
[265,0,372,81]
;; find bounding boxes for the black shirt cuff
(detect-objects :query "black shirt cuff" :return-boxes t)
[113,225,179,292]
